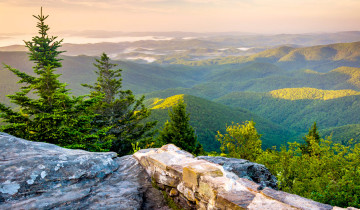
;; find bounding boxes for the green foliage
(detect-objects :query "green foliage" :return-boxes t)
[0,8,109,151]
[217,120,262,162]
[131,142,141,153]
[255,124,360,208]
[82,52,157,156]
[158,100,203,155]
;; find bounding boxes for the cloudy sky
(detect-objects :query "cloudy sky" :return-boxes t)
[1,0,360,35]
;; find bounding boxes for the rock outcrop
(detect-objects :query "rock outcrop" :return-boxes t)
[134,144,357,210]
[0,132,169,210]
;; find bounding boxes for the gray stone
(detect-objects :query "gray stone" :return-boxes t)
[197,156,278,189]
[0,132,169,210]
[216,190,256,209]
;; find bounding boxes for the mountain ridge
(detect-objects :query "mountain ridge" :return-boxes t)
[156,41,360,71]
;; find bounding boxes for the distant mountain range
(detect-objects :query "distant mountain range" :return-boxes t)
[2,31,360,61]
[158,42,360,70]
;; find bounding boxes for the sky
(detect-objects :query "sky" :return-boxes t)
[0,0,360,35]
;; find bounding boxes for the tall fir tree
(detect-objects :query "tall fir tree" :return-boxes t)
[158,100,203,155]
[82,53,157,156]
[0,8,109,151]
[300,122,321,155]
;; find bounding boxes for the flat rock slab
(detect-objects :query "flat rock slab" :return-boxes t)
[0,132,169,209]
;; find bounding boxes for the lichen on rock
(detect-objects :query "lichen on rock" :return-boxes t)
[0,132,169,209]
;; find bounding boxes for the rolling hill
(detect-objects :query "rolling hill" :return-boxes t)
[215,88,360,143]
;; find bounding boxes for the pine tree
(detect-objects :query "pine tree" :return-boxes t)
[82,53,157,156]
[158,100,203,155]
[0,8,109,151]
[300,122,321,155]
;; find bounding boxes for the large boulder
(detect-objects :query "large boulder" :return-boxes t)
[197,156,278,189]
[0,132,169,209]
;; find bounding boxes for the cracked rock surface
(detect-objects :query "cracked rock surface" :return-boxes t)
[0,132,169,210]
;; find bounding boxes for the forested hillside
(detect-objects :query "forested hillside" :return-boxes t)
[319,124,360,145]
[145,94,293,151]
[216,89,360,142]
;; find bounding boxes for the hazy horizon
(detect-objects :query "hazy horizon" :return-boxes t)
[1,0,360,35]
[2,30,360,47]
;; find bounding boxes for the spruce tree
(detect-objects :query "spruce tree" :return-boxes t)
[300,122,321,155]
[0,8,109,151]
[158,100,203,155]
[83,53,157,156]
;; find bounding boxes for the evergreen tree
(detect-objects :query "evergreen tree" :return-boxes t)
[158,100,203,155]
[0,8,109,151]
[300,122,321,155]
[82,53,157,156]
